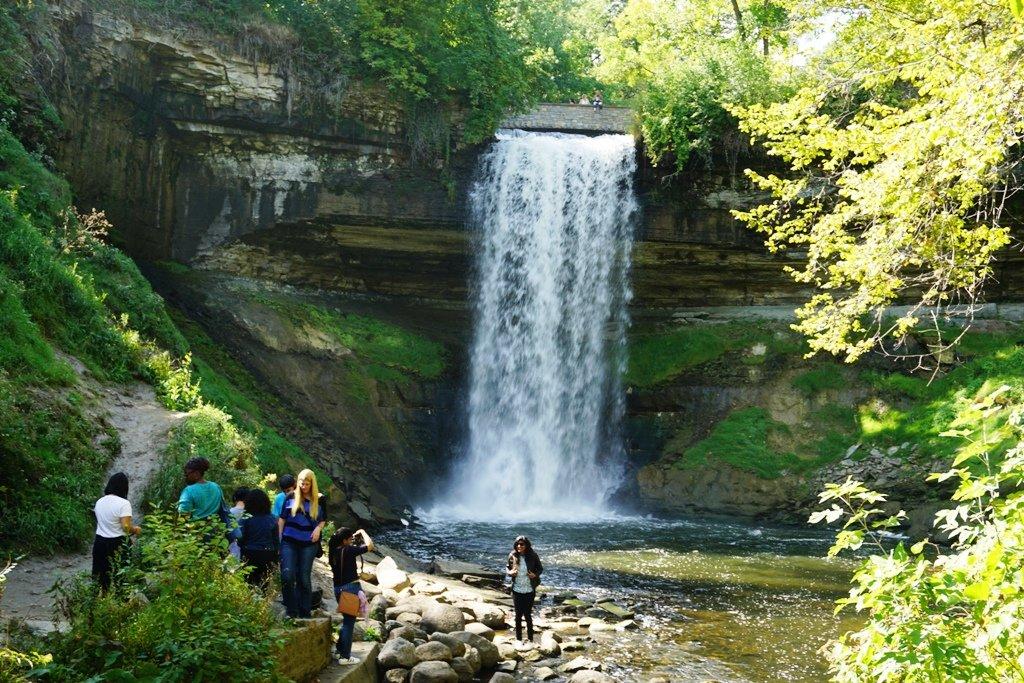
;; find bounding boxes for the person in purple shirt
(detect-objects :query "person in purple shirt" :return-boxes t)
[277,469,325,618]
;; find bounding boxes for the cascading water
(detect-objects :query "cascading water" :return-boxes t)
[440,130,638,520]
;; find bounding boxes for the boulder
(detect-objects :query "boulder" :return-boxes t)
[596,602,634,619]
[489,673,515,683]
[449,657,474,682]
[535,666,558,680]
[615,619,638,631]
[384,669,409,683]
[561,658,602,673]
[539,632,561,656]
[462,646,481,673]
[429,558,503,583]
[570,672,616,683]
[390,625,429,643]
[384,620,404,636]
[398,612,423,626]
[449,631,500,668]
[412,580,446,595]
[588,621,616,632]
[561,640,586,652]
[463,622,495,640]
[496,642,520,661]
[415,641,453,663]
[370,595,389,622]
[428,633,467,657]
[521,649,543,662]
[456,602,506,629]
[378,557,413,592]
[378,638,418,670]
[354,619,383,642]
[421,603,466,634]
[409,661,458,683]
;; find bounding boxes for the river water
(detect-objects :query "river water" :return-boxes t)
[382,516,858,682]
[413,130,856,681]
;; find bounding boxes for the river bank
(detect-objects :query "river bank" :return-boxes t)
[380,516,860,682]
[315,543,638,682]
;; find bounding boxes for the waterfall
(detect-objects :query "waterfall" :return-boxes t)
[441,130,638,521]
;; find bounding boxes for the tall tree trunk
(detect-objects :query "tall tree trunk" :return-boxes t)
[763,36,769,56]
[730,0,747,40]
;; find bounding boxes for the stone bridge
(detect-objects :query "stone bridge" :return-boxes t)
[501,103,634,135]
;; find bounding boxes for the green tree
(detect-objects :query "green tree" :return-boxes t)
[811,388,1024,682]
[734,0,1024,361]
[595,0,792,169]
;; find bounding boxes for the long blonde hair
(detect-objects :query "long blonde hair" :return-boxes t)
[291,469,319,519]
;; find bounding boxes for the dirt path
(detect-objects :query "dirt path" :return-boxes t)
[0,382,184,630]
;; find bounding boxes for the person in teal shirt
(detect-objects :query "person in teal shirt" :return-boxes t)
[272,474,296,518]
[177,457,223,520]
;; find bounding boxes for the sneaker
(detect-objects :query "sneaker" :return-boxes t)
[335,656,359,666]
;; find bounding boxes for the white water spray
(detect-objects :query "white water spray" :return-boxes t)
[439,131,638,521]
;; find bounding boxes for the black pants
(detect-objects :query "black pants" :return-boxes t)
[91,535,126,592]
[513,590,536,640]
[242,548,278,589]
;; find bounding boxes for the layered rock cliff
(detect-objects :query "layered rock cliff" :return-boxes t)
[39,2,1024,519]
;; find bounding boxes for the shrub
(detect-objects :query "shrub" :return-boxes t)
[44,513,282,681]
[145,405,261,508]
[812,389,1024,681]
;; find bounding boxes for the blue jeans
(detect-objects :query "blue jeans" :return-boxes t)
[334,585,357,658]
[280,540,317,617]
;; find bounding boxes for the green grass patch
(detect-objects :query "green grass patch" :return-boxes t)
[791,364,847,396]
[256,296,446,381]
[173,312,331,483]
[0,377,119,553]
[675,407,795,478]
[626,321,804,387]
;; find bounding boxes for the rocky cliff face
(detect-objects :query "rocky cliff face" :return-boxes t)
[46,3,819,316]
[42,4,1023,519]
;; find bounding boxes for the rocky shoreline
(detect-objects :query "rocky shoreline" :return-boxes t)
[306,545,645,682]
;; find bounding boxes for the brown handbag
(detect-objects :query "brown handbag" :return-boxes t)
[337,590,360,616]
[335,546,362,616]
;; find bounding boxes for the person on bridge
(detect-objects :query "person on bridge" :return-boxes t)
[92,472,140,592]
[592,90,604,111]
[506,535,543,642]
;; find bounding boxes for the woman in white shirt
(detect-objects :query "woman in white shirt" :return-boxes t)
[92,472,140,591]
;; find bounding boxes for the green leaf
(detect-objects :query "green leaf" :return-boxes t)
[964,581,992,601]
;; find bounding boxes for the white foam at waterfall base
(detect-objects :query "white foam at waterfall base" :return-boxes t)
[434,130,638,521]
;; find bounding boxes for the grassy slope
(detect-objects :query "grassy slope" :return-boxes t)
[632,321,1024,480]
[170,310,333,487]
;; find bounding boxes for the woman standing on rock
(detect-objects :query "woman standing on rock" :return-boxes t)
[329,526,375,664]
[507,535,543,642]
[92,472,140,592]
[278,469,326,618]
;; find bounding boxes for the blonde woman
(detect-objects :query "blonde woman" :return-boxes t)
[277,469,326,618]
